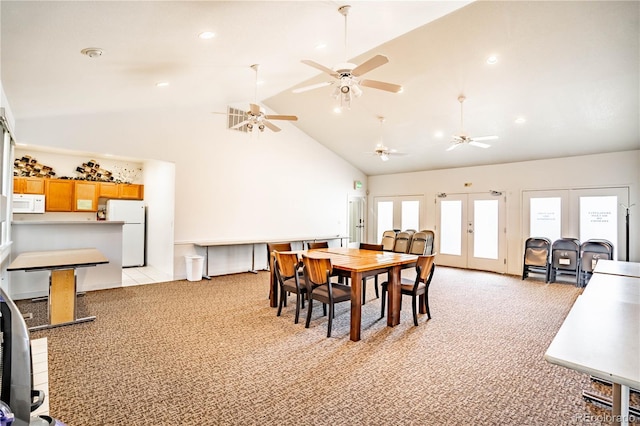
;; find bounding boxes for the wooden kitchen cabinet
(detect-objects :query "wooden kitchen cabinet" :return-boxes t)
[74,181,99,211]
[98,182,119,198]
[118,184,144,200]
[13,177,45,194]
[44,179,74,212]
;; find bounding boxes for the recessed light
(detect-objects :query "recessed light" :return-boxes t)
[80,47,103,58]
[333,107,342,114]
[515,117,526,124]
[486,55,498,65]
[156,82,169,87]
[434,131,444,138]
[198,31,215,40]
[315,42,327,50]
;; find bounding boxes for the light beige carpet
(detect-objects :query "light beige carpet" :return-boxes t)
[18,267,638,425]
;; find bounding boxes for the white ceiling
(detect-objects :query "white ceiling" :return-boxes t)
[1,1,638,176]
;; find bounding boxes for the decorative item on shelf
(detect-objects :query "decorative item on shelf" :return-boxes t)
[13,155,56,177]
[74,159,114,181]
[96,209,106,221]
[113,164,142,184]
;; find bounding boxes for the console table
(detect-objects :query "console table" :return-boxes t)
[8,248,109,331]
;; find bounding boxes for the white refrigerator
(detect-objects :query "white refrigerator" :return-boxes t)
[106,199,145,267]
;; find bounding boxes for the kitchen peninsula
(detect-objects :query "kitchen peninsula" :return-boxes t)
[10,220,124,300]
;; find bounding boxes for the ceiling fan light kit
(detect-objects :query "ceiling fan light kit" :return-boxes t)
[229,64,298,133]
[295,4,402,110]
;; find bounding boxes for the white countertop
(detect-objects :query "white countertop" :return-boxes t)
[12,220,125,225]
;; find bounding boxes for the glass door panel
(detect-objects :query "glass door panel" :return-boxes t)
[374,196,423,244]
[376,201,393,244]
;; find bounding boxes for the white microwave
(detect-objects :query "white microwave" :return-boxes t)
[13,194,45,214]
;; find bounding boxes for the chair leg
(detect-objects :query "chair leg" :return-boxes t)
[374,276,379,298]
[322,303,327,316]
[277,287,285,317]
[305,299,313,328]
[380,287,386,318]
[327,303,334,338]
[425,290,431,320]
[294,293,301,324]
[412,295,418,326]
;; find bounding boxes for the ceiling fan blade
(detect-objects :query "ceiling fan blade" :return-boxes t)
[249,103,261,115]
[452,135,465,142]
[359,79,402,93]
[470,135,499,142]
[446,143,462,151]
[469,141,491,149]
[231,119,251,130]
[263,120,281,132]
[292,81,333,94]
[264,114,298,121]
[351,54,389,77]
[301,60,339,77]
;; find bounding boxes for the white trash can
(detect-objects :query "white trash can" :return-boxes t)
[185,255,204,281]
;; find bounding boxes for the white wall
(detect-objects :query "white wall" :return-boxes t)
[14,106,367,278]
[367,150,640,274]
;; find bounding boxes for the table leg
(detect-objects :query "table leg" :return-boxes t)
[612,383,630,426]
[387,265,402,326]
[350,271,363,342]
[49,269,75,325]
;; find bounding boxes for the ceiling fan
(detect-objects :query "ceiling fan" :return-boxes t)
[231,64,298,133]
[447,95,499,151]
[368,116,406,161]
[293,5,402,109]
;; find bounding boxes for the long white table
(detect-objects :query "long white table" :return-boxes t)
[545,271,640,425]
[593,259,640,278]
[193,235,348,279]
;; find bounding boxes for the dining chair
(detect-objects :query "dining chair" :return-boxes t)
[359,242,383,304]
[419,229,435,255]
[408,231,429,255]
[578,239,614,287]
[274,251,307,324]
[380,253,436,326]
[392,231,412,253]
[522,237,552,282]
[307,241,329,249]
[549,238,581,285]
[266,242,293,299]
[302,254,351,337]
[381,230,397,251]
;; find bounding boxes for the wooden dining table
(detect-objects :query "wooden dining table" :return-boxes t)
[270,247,418,341]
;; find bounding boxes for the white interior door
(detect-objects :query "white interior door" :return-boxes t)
[348,196,365,245]
[436,192,506,273]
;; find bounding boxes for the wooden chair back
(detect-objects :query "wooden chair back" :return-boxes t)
[416,253,436,283]
[359,243,383,251]
[307,241,329,250]
[274,251,300,280]
[302,255,332,288]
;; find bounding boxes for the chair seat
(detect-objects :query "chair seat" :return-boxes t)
[383,278,426,295]
[282,281,307,294]
[310,283,351,303]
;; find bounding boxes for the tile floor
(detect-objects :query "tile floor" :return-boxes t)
[122,266,173,286]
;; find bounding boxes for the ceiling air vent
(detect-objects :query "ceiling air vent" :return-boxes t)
[227,106,248,133]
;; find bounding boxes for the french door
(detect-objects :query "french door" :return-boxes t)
[523,187,629,260]
[435,192,506,273]
[374,196,423,244]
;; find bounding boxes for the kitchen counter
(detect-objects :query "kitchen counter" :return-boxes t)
[9,221,124,299]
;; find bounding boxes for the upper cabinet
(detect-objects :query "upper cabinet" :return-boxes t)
[13,177,45,194]
[118,184,144,200]
[74,181,99,212]
[44,179,74,212]
[18,177,144,212]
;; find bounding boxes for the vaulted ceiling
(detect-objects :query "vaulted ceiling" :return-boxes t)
[2,1,638,176]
